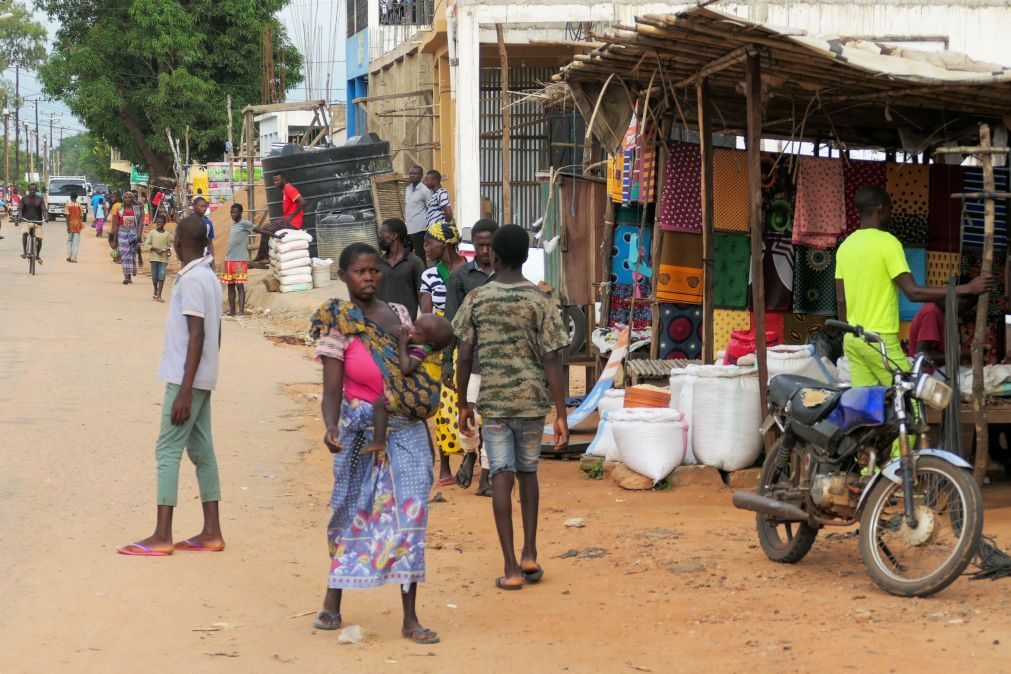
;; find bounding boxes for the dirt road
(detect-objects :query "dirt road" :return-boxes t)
[2,225,1011,673]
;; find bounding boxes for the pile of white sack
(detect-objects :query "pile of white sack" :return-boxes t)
[269,229,314,293]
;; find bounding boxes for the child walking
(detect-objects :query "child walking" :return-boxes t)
[145,214,172,302]
[94,197,106,237]
[453,224,570,591]
[219,203,254,316]
[65,193,83,263]
[117,215,225,557]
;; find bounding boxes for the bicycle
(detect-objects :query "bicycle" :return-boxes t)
[20,218,43,275]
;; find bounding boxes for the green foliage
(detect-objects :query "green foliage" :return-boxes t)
[0,2,47,71]
[37,0,303,176]
[57,133,128,189]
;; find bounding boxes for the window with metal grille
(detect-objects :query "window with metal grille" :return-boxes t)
[379,0,434,26]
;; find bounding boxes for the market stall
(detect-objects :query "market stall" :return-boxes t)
[551,6,1011,481]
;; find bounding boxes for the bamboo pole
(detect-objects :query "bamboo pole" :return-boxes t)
[649,115,673,359]
[697,78,715,364]
[972,123,996,485]
[746,52,771,440]
[496,24,512,224]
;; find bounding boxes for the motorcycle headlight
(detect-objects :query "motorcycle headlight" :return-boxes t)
[915,375,953,410]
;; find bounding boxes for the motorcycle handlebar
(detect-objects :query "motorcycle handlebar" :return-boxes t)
[825,319,856,335]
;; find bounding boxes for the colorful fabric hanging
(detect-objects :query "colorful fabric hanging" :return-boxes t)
[714,232,750,309]
[961,247,1008,320]
[637,119,657,204]
[657,142,702,233]
[713,309,752,355]
[753,237,794,312]
[843,160,887,238]
[607,154,623,204]
[898,247,927,322]
[885,164,929,245]
[713,149,750,233]
[792,245,837,315]
[793,156,845,249]
[610,224,653,285]
[926,251,960,287]
[656,231,703,305]
[783,313,827,345]
[961,167,1009,250]
[762,154,795,239]
[960,318,1001,366]
[658,303,703,360]
[609,283,653,330]
[928,164,965,253]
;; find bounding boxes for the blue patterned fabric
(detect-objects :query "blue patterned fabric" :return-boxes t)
[327,398,433,590]
[611,224,653,285]
[962,167,1009,249]
[899,247,927,322]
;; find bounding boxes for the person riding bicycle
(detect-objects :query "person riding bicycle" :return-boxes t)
[17,183,48,265]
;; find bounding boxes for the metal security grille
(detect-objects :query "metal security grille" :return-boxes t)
[479,66,558,229]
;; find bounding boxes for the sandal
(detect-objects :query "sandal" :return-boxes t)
[475,486,493,497]
[522,566,544,583]
[402,626,440,644]
[496,576,523,591]
[455,453,477,489]
[313,611,342,631]
[437,476,456,486]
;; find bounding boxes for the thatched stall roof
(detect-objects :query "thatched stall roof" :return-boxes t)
[554,6,1011,151]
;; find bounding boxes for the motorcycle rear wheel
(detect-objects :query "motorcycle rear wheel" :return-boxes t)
[756,439,819,563]
[859,456,983,598]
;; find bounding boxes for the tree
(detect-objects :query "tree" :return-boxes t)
[37,0,303,179]
[0,1,46,71]
[57,133,129,189]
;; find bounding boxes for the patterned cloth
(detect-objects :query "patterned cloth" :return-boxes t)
[218,260,249,285]
[713,309,752,354]
[118,223,139,277]
[927,251,961,287]
[928,164,965,253]
[608,282,652,330]
[886,164,930,245]
[898,247,927,322]
[611,224,653,285]
[960,319,1001,366]
[658,303,703,360]
[433,376,462,455]
[793,156,844,249]
[713,149,750,232]
[452,281,570,419]
[310,300,441,420]
[756,237,794,312]
[657,142,702,232]
[961,247,1009,320]
[657,231,703,304]
[762,155,795,239]
[327,398,432,589]
[843,160,887,238]
[783,313,827,345]
[714,233,750,309]
[962,167,1009,250]
[792,246,837,315]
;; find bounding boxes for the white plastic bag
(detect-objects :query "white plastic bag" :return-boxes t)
[273,239,309,255]
[274,256,312,272]
[276,228,313,243]
[610,408,688,483]
[598,389,626,417]
[311,257,334,268]
[836,357,852,385]
[670,364,763,471]
[738,345,829,383]
[272,248,311,264]
[587,411,618,458]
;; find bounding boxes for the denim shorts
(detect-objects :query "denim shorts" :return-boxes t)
[150,260,167,282]
[482,417,545,477]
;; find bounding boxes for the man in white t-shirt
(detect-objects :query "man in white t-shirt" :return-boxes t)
[404,165,432,256]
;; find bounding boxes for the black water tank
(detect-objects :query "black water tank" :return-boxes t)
[261,140,393,256]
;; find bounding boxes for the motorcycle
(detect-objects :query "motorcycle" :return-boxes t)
[733,319,983,597]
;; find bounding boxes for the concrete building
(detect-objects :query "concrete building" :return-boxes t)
[364,0,1011,227]
[255,107,349,150]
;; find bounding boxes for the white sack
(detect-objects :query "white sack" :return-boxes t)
[273,239,309,255]
[587,411,618,458]
[598,389,626,417]
[272,248,311,264]
[274,256,313,272]
[279,282,312,294]
[738,344,830,383]
[611,408,688,483]
[277,272,313,286]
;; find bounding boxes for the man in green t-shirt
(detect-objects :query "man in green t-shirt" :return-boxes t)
[453,224,570,591]
[835,185,990,386]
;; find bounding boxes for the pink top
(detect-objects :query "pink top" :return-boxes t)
[314,303,412,403]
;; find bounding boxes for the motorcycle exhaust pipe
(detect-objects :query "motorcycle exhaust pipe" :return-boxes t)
[732,491,810,522]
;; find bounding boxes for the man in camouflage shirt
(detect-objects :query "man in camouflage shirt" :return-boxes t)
[453,224,570,591]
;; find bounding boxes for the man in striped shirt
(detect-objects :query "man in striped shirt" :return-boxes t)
[423,170,453,228]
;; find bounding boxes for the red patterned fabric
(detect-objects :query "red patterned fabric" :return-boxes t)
[843,160,887,238]
[792,156,845,249]
[657,142,702,232]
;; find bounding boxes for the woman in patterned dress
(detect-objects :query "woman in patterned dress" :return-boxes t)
[109,191,144,285]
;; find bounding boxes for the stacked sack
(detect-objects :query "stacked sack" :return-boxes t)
[269,229,314,293]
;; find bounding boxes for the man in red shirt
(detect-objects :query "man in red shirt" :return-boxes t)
[907,296,974,365]
[253,172,306,264]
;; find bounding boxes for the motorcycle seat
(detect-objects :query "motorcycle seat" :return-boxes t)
[767,374,842,425]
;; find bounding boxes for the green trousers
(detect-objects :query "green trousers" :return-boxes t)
[843,332,909,387]
[156,383,221,507]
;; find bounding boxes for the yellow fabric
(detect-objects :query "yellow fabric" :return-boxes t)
[844,333,908,387]
[835,228,910,334]
[607,155,623,204]
[899,321,912,343]
[713,309,752,353]
[713,149,750,232]
[926,251,960,287]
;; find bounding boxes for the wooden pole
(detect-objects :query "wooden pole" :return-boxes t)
[697,78,715,364]
[972,123,995,485]
[649,116,673,360]
[184,125,190,165]
[245,110,257,225]
[496,24,512,224]
[3,98,9,189]
[746,52,771,431]
[227,95,235,203]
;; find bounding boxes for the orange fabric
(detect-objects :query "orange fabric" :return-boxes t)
[66,203,84,233]
[713,149,750,232]
[656,232,703,304]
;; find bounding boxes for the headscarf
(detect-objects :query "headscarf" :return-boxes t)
[426,221,460,246]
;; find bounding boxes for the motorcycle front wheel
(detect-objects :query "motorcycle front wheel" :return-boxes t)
[859,456,983,598]
[756,438,819,563]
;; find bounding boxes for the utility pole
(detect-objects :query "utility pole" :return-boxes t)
[3,95,9,188]
[13,65,19,183]
[226,95,235,201]
[42,136,48,184]
[47,114,54,179]
[24,122,30,179]
[33,99,39,179]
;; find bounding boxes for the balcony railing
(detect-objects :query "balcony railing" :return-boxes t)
[369,0,435,63]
